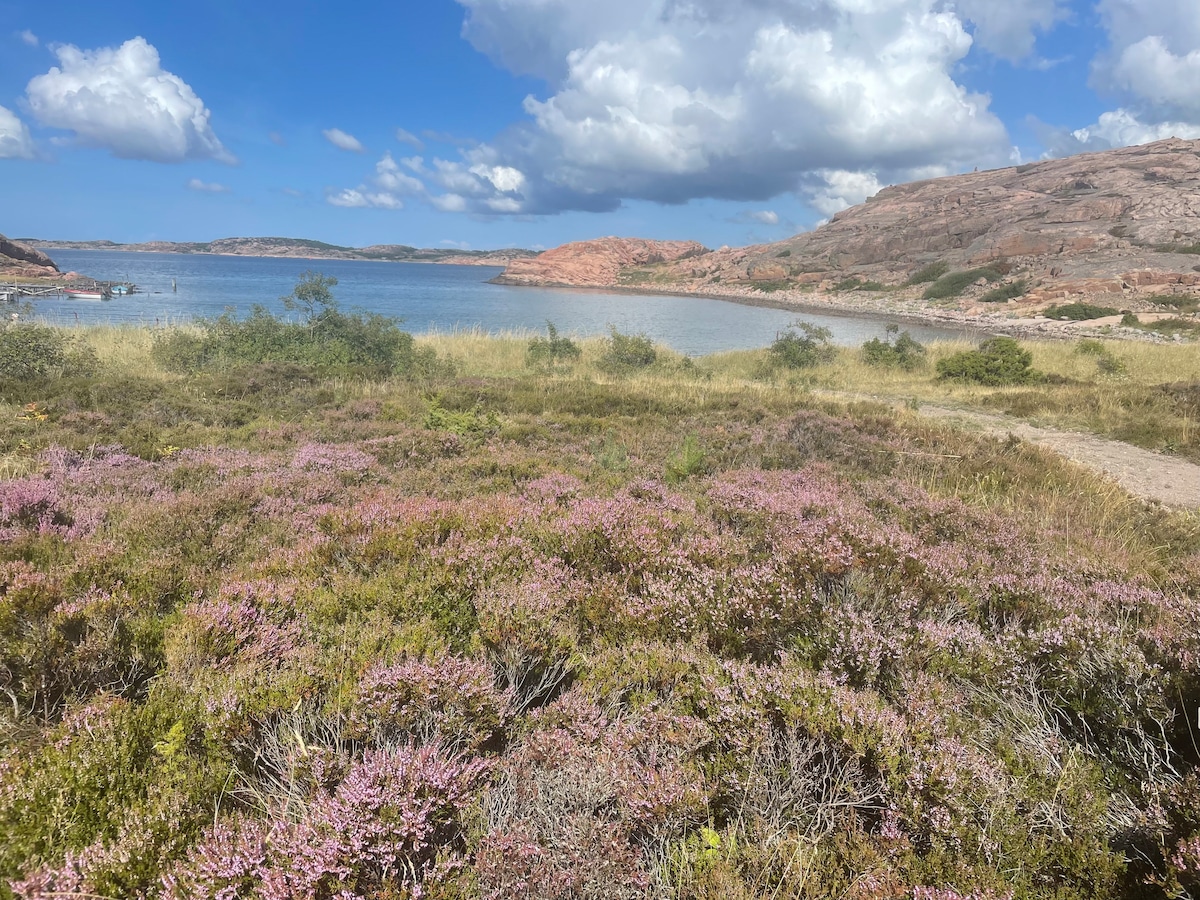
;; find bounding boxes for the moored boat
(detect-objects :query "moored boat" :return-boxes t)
[63,288,108,300]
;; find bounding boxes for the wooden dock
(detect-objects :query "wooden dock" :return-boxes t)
[0,280,138,302]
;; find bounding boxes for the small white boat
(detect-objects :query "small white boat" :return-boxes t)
[64,288,107,300]
[110,284,130,295]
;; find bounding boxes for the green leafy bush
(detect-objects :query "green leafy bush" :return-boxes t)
[0,323,66,378]
[768,322,836,369]
[904,261,950,285]
[1147,294,1200,314]
[1043,302,1119,321]
[860,325,927,370]
[526,321,581,369]
[979,280,1028,303]
[599,327,657,373]
[936,337,1042,385]
[923,267,1002,300]
[0,323,100,380]
[151,272,448,378]
[423,397,500,439]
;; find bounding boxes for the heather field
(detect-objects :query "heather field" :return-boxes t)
[3,306,1200,900]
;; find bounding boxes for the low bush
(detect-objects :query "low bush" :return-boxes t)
[833,277,885,292]
[664,434,708,483]
[526,321,581,369]
[0,323,98,380]
[598,327,657,373]
[1043,302,1119,321]
[923,267,1003,300]
[1148,294,1200,314]
[860,325,927,370]
[904,261,950,285]
[768,322,836,370]
[936,336,1042,385]
[151,272,448,378]
[979,279,1028,303]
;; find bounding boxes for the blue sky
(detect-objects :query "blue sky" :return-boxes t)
[1,0,1198,250]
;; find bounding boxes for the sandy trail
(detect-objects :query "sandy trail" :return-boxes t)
[915,404,1200,509]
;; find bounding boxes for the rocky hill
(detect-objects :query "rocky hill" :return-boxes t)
[497,138,1200,324]
[493,238,708,286]
[21,236,536,267]
[0,233,61,278]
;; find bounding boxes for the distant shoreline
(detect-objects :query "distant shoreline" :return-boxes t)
[24,239,529,268]
[490,279,1163,343]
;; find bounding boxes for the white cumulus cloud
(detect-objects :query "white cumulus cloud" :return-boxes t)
[25,37,232,163]
[0,106,36,159]
[326,152,426,210]
[446,0,1010,216]
[805,170,886,218]
[187,177,230,193]
[18,30,39,47]
[323,128,364,152]
[953,0,1068,62]
[1057,0,1200,153]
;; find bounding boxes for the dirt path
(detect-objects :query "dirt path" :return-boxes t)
[915,404,1200,509]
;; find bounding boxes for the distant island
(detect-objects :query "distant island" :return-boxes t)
[19,236,538,267]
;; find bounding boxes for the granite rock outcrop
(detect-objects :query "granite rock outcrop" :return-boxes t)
[493,237,708,287]
[0,233,60,278]
[496,139,1200,318]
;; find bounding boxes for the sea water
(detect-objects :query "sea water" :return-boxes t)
[35,249,967,357]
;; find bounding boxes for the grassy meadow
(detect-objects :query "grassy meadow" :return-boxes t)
[2,304,1200,899]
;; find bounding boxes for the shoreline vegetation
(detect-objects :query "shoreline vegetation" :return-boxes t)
[3,291,1200,898]
[486,279,1200,345]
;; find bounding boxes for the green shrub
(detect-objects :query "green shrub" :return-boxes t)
[936,337,1041,385]
[599,327,657,372]
[979,280,1028,303]
[1147,294,1200,314]
[1043,302,1119,321]
[1152,242,1200,254]
[1140,318,1200,337]
[775,249,792,258]
[768,322,836,369]
[1121,312,1141,326]
[423,397,500,439]
[150,273,448,378]
[904,261,950,285]
[860,325,927,370]
[664,434,708,483]
[922,267,1002,300]
[526,321,581,369]
[0,323,66,378]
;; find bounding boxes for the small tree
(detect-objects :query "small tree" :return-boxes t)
[769,321,836,369]
[527,321,582,369]
[861,324,927,371]
[281,271,339,335]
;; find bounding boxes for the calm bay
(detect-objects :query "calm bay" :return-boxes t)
[35,249,966,356]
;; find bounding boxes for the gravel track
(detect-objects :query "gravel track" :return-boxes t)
[917,405,1200,509]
